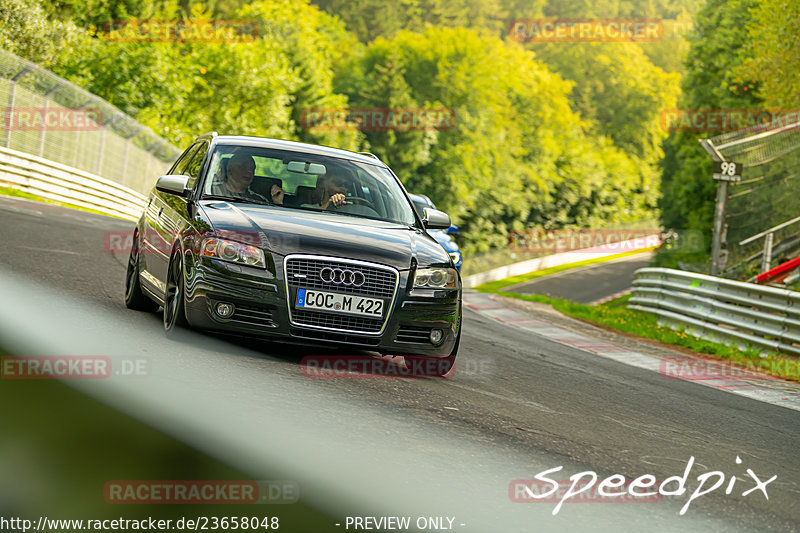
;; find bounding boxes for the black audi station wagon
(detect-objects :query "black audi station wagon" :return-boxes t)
[125,133,461,373]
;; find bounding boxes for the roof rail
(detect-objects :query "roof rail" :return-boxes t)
[197,131,219,140]
[358,152,381,161]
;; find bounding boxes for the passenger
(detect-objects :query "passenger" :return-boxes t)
[212,153,284,205]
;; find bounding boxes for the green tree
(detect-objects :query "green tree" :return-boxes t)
[658,0,760,264]
[737,0,800,108]
[532,42,680,163]
[0,0,87,67]
[337,27,657,253]
[52,0,361,149]
[311,0,506,42]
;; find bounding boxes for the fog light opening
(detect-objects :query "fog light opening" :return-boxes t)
[429,329,444,345]
[215,302,235,319]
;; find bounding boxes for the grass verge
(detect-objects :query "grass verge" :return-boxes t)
[475,271,800,383]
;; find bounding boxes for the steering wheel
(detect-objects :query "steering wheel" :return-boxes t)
[343,196,376,209]
[331,196,380,217]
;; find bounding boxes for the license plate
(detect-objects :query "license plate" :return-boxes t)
[295,288,383,318]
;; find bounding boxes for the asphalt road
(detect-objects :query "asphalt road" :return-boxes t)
[504,252,654,303]
[1,195,799,532]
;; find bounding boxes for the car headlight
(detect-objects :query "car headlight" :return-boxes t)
[413,267,458,289]
[449,251,462,264]
[201,237,266,268]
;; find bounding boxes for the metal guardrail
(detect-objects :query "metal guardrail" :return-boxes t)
[463,234,660,288]
[629,267,800,356]
[0,145,146,221]
[739,215,800,274]
[0,48,180,195]
[700,113,800,277]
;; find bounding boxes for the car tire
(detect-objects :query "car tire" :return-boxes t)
[125,231,158,312]
[164,249,189,333]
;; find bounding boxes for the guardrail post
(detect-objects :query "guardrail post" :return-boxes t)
[72,128,80,167]
[762,231,774,273]
[95,128,105,176]
[121,141,129,185]
[3,80,15,148]
[699,138,729,276]
[37,96,48,157]
[710,179,729,276]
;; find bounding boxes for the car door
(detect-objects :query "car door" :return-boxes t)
[141,143,200,297]
[156,140,210,270]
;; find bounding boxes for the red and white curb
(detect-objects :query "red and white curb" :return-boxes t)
[464,291,800,412]
[587,288,631,306]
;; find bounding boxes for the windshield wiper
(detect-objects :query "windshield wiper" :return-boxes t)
[202,195,268,206]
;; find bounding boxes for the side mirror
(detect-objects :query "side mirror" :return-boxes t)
[446,224,459,235]
[423,208,451,230]
[156,175,191,197]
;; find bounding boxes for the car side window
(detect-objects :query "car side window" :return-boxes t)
[169,143,201,176]
[184,142,210,190]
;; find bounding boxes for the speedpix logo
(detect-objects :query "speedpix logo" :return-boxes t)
[511,456,776,515]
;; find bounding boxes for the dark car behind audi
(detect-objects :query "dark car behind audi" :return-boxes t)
[125,133,461,373]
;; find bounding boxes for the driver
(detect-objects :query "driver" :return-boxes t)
[312,168,351,210]
[212,153,284,205]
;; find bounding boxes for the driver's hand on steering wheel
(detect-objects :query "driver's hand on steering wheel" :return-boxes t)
[325,193,346,209]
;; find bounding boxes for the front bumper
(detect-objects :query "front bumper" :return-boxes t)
[183,254,460,357]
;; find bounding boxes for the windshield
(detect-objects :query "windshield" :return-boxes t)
[201,145,416,226]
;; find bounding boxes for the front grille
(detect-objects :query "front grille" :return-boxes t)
[290,328,381,347]
[232,305,275,327]
[396,325,432,344]
[292,308,382,333]
[286,257,396,299]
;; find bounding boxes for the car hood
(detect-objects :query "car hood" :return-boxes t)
[199,202,450,270]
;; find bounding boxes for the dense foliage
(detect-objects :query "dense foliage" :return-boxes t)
[657,0,763,267]
[737,0,800,108]
[334,28,665,250]
[2,0,739,259]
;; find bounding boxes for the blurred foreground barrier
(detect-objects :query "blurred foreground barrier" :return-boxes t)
[0,145,146,221]
[629,268,800,356]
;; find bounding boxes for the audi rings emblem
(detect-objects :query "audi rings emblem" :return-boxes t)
[320,267,366,287]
